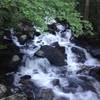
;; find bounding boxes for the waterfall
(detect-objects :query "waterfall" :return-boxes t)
[11,21,100,100]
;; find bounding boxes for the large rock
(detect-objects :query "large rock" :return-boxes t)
[89,67,100,81]
[0,33,23,74]
[16,20,40,45]
[38,88,54,100]
[0,94,27,100]
[47,19,70,35]
[90,49,100,59]
[62,76,97,93]
[0,84,7,99]
[0,47,22,74]
[35,45,66,66]
[71,47,86,63]
[19,75,39,100]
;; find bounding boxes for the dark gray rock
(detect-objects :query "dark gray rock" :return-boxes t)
[71,47,86,63]
[0,84,7,99]
[52,79,60,86]
[0,45,22,74]
[89,67,100,81]
[90,49,100,59]
[19,75,39,100]
[38,88,54,100]
[54,96,69,100]
[62,76,97,93]
[35,45,66,66]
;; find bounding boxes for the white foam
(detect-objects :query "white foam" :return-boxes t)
[11,23,100,100]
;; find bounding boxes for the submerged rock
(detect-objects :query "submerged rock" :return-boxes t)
[19,75,38,100]
[71,47,86,63]
[54,96,69,100]
[52,79,60,86]
[35,45,66,66]
[62,76,97,93]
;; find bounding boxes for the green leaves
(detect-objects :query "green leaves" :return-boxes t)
[0,0,93,36]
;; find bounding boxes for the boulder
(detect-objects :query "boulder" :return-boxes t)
[0,46,22,74]
[47,23,58,35]
[47,19,70,35]
[0,84,7,98]
[62,76,97,93]
[90,49,100,59]
[52,79,60,86]
[71,47,86,63]
[38,88,54,100]
[35,45,66,66]
[89,67,100,81]
[19,75,39,100]
[55,18,70,30]
[17,20,40,43]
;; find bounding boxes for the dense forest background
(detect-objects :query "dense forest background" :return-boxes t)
[0,0,100,48]
[78,0,100,36]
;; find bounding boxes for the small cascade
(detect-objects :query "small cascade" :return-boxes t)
[10,20,100,100]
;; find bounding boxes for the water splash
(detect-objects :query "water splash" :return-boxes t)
[11,22,100,100]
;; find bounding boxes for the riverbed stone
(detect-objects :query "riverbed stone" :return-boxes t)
[89,67,100,81]
[38,88,54,100]
[0,84,7,98]
[35,45,66,66]
[71,47,86,63]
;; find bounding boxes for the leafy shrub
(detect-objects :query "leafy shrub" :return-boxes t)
[0,0,93,36]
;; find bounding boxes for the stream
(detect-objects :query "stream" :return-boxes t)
[10,20,100,100]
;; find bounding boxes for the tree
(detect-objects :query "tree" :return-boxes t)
[0,0,93,37]
[95,0,100,34]
[84,0,90,20]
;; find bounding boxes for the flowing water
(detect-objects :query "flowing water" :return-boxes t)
[10,22,100,100]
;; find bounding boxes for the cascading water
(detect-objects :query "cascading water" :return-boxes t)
[10,21,100,100]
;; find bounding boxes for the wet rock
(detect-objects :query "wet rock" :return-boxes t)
[47,23,58,35]
[89,67,100,81]
[35,45,66,66]
[19,75,38,100]
[78,76,97,93]
[52,79,60,86]
[71,47,86,63]
[12,55,20,62]
[5,73,15,87]
[38,88,54,100]
[55,18,70,30]
[13,20,41,45]
[90,49,100,59]
[47,19,70,35]
[0,46,22,74]
[0,84,7,98]
[0,93,27,100]
[62,76,97,93]
[54,96,69,100]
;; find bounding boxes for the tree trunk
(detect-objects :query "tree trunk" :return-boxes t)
[84,0,90,20]
[96,0,100,34]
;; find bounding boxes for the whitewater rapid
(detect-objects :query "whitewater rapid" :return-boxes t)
[11,22,100,100]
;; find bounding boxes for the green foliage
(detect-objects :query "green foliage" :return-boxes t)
[0,0,93,36]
